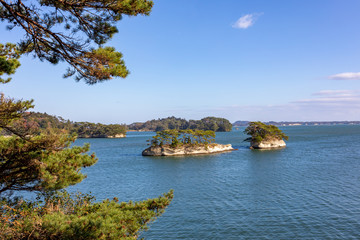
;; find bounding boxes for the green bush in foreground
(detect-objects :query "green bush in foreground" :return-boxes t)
[244,121,289,143]
[0,190,173,239]
[0,79,173,240]
[0,32,173,239]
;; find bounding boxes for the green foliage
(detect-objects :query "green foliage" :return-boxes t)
[0,41,172,239]
[72,122,127,138]
[0,96,97,194]
[129,116,232,132]
[0,189,174,239]
[0,94,34,132]
[76,47,129,82]
[1,112,127,138]
[149,129,216,148]
[0,100,122,194]
[0,43,21,83]
[195,117,233,132]
[244,121,289,143]
[0,0,153,84]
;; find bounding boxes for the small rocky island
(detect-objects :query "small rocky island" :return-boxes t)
[244,121,288,149]
[107,134,126,138]
[142,129,234,156]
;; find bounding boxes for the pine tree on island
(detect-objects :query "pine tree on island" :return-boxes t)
[244,121,289,149]
[142,129,235,156]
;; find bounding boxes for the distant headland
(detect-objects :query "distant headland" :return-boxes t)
[129,116,232,132]
[0,112,127,138]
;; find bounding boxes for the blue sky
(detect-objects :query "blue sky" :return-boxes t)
[2,0,360,124]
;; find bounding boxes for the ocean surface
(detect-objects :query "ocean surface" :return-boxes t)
[69,125,360,239]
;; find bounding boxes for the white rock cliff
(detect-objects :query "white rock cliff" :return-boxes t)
[250,139,286,149]
[142,144,234,156]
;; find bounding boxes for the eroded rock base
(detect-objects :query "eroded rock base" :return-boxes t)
[142,144,234,156]
[250,139,286,149]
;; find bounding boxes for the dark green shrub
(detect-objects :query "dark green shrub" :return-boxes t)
[244,121,288,143]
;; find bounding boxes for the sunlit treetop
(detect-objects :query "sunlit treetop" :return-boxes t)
[244,121,289,143]
[0,0,153,84]
[0,43,21,84]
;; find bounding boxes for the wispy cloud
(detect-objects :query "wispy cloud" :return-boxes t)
[328,72,360,80]
[294,90,360,105]
[312,90,355,96]
[232,13,262,29]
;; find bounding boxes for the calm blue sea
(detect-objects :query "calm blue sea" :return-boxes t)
[69,125,360,239]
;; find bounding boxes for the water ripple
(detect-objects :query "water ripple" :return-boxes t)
[70,126,360,239]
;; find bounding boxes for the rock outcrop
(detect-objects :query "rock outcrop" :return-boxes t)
[108,134,126,138]
[79,133,126,138]
[250,139,286,149]
[142,144,234,156]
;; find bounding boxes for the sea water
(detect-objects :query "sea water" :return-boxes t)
[70,125,360,239]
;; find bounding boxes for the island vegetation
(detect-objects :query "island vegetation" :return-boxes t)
[244,121,289,149]
[142,129,234,156]
[72,122,126,138]
[1,112,127,138]
[149,129,216,147]
[129,116,232,132]
[0,0,174,239]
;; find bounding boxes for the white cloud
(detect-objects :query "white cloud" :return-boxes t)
[232,13,262,29]
[294,90,360,105]
[328,72,360,80]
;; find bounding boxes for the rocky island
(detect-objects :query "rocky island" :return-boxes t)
[143,143,234,156]
[244,121,288,149]
[142,129,234,156]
